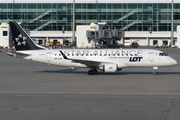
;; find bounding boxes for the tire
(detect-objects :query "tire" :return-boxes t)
[88,70,93,75]
[153,72,157,75]
[92,69,97,74]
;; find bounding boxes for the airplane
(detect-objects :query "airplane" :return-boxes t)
[7,22,178,75]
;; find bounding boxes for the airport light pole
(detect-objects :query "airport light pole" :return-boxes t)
[72,0,75,46]
[171,0,174,46]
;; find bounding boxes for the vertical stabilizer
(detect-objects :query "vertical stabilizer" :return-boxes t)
[9,22,46,51]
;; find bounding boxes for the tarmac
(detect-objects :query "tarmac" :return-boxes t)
[0,47,180,120]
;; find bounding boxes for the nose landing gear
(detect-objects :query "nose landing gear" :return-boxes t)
[153,70,157,75]
[152,67,158,75]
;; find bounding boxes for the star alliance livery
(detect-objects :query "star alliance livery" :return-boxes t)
[7,22,177,75]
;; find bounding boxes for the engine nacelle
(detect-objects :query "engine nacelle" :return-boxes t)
[103,64,117,72]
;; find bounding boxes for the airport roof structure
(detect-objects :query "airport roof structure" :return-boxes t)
[0,0,179,32]
[1,0,180,3]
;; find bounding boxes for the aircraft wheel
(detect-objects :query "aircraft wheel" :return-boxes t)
[153,71,157,75]
[92,69,97,74]
[88,70,93,75]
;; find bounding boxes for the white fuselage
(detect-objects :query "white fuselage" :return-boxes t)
[15,49,177,70]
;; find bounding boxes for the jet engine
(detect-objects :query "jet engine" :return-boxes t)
[99,64,118,72]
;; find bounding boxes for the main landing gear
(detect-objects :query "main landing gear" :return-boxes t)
[88,69,97,75]
[152,67,158,75]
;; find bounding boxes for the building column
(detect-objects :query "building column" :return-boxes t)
[177,26,180,48]
[122,38,124,46]
[46,37,49,46]
[147,37,150,46]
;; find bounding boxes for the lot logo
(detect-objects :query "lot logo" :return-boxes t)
[109,67,113,69]
[129,57,143,62]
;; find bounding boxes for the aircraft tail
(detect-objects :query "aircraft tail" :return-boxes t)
[9,22,47,51]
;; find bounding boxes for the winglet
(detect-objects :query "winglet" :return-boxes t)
[60,50,68,59]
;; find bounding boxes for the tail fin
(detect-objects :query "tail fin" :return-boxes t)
[9,22,46,51]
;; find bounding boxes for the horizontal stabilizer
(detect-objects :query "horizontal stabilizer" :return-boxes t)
[7,52,31,58]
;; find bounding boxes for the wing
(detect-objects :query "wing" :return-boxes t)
[60,50,109,67]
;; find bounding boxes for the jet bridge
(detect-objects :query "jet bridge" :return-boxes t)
[76,23,124,48]
[86,27,124,48]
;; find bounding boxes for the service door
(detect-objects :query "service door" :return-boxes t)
[149,52,154,62]
[46,52,51,62]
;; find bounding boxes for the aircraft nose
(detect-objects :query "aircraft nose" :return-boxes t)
[171,59,178,65]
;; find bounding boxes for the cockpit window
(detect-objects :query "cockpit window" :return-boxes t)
[159,53,168,56]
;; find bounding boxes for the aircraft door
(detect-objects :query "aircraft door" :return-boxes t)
[46,52,51,62]
[149,52,154,62]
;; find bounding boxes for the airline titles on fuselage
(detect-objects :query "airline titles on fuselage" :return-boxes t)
[62,50,143,57]
[60,50,144,62]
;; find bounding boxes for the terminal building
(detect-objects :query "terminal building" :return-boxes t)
[0,0,180,47]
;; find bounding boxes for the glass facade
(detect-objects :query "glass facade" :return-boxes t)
[0,3,179,31]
